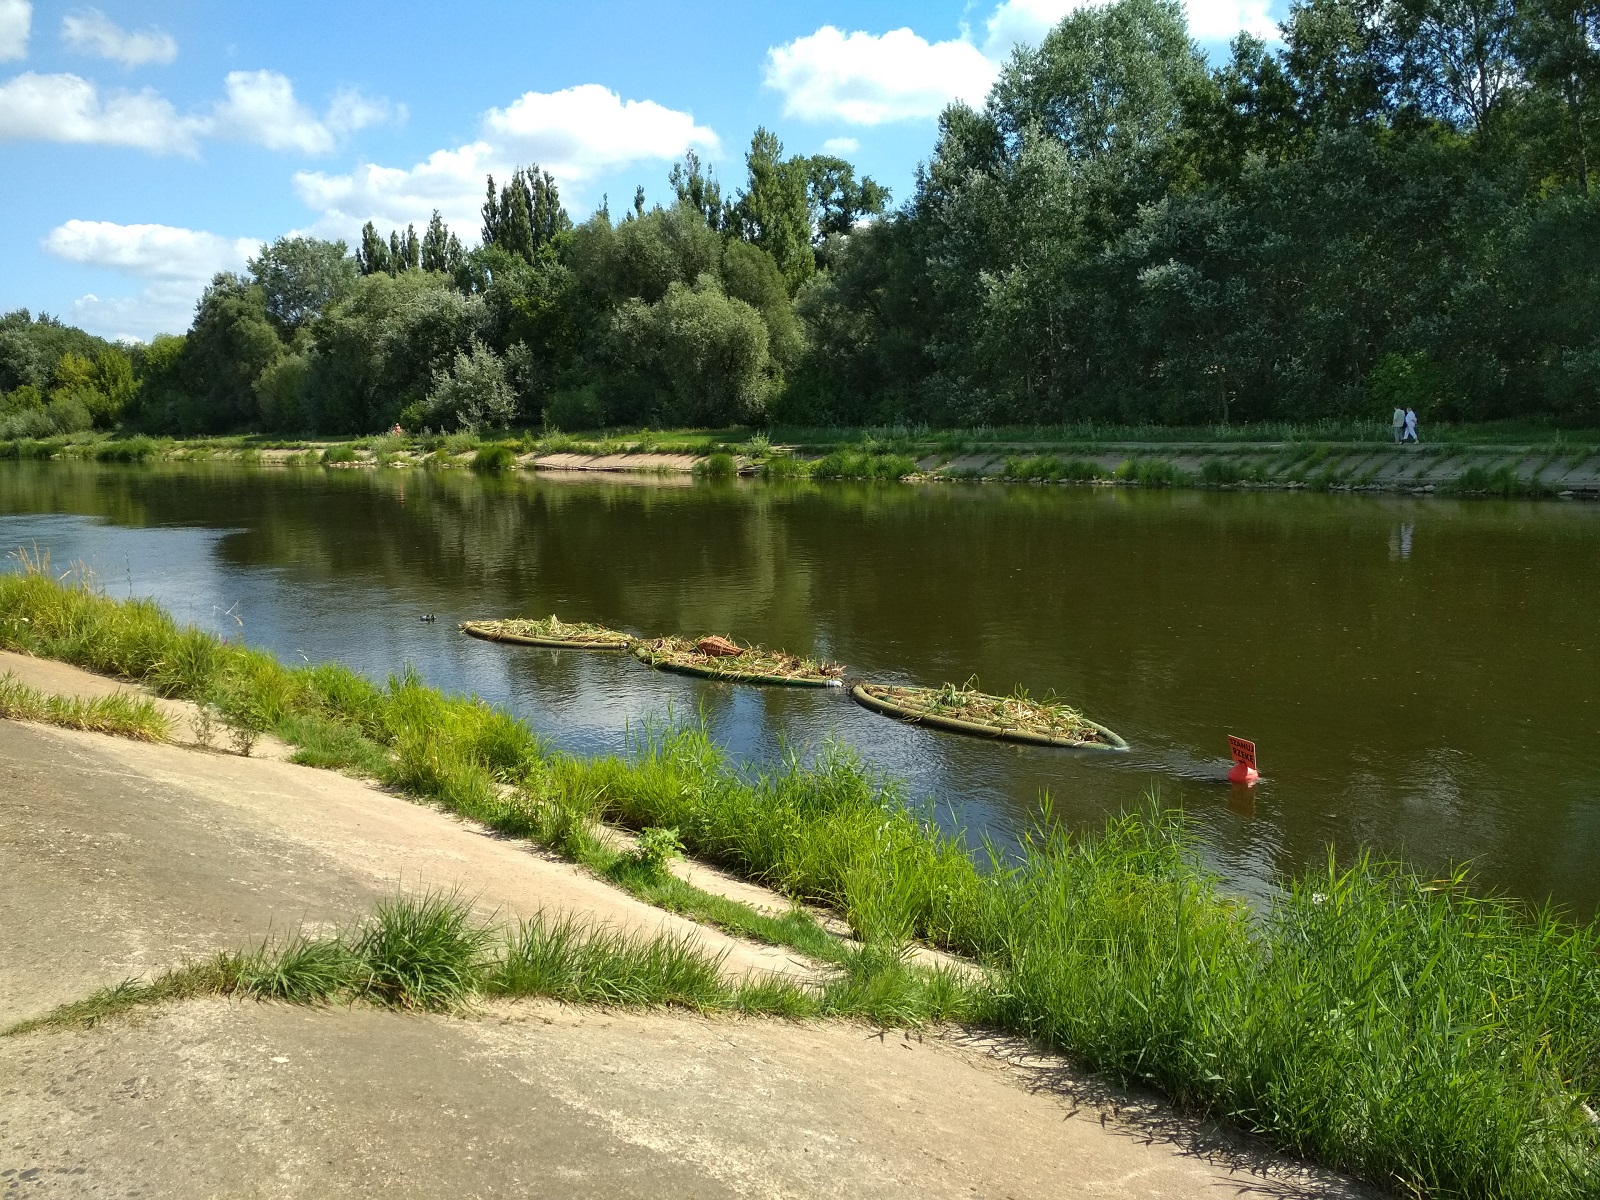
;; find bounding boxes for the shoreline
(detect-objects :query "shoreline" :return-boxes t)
[2,566,1597,1198]
[5,431,1598,499]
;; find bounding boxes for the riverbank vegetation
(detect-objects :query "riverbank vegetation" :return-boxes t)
[2,560,1596,1198]
[633,636,846,686]
[9,0,1600,438]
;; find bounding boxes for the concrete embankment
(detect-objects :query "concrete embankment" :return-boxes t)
[0,652,1371,1199]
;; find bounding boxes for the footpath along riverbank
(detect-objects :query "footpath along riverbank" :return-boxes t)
[6,430,1600,498]
[1,564,1597,1199]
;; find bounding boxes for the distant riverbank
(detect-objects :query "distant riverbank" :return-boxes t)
[4,425,1599,498]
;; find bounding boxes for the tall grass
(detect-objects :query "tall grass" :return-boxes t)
[0,670,170,740]
[1,562,1597,1197]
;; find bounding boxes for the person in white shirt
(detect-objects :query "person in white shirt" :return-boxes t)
[1403,407,1419,442]
[1392,406,1406,443]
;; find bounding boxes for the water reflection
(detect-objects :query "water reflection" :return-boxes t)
[2,460,1597,914]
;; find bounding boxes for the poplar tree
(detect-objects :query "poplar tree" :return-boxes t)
[733,128,815,293]
[356,222,390,276]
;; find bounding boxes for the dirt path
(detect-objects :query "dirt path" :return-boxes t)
[0,660,1374,1199]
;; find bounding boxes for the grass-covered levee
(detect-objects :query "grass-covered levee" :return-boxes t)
[1,558,1596,1199]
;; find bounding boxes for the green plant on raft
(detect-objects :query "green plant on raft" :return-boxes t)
[470,443,518,472]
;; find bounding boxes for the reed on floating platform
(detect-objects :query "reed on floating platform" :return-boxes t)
[460,616,633,649]
[851,680,1127,749]
[632,636,846,687]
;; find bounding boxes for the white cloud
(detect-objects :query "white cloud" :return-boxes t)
[0,71,202,153]
[296,85,718,240]
[1185,0,1278,41]
[0,67,395,156]
[764,26,995,125]
[43,219,259,340]
[326,85,400,136]
[61,8,177,67]
[0,0,29,62]
[984,0,1079,58]
[209,69,334,154]
[821,136,860,155]
[768,0,1281,128]
[483,84,718,183]
[294,141,500,240]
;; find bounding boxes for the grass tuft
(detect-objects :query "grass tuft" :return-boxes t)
[0,671,170,740]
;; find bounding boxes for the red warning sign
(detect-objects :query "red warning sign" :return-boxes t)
[1228,736,1257,770]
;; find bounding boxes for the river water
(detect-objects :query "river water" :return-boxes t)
[3,460,1596,914]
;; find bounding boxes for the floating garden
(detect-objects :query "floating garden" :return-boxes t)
[851,680,1127,749]
[459,616,633,649]
[632,635,846,687]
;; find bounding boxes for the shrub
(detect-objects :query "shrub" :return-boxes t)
[470,442,518,472]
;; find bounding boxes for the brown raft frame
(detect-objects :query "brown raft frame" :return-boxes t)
[459,620,634,650]
[850,682,1128,750]
[632,639,846,688]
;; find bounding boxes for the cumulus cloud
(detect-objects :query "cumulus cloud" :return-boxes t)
[208,69,335,154]
[821,136,860,155]
[43,219,259,340]
[483,84,718,182]
[0,71,202,153]
[764,26,994,124]
[61,8,177,67]
[296,85,717,240]
[0,67,395,155]
[294,141,500,240]
[768,0,1281,127]
[0,0,29,62]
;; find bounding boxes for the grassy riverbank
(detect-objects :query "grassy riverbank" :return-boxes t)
[3,422,1600,499]
[2,562,1597,1198]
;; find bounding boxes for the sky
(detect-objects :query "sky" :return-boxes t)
[0,0,1285,343]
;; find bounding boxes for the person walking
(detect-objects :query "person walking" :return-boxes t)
[1392,405,1406,444]
[1403,407,1419,443]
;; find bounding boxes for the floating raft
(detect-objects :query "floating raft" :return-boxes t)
[460,616,633,649]
[633,636,846,687]
[851,682,1128,750]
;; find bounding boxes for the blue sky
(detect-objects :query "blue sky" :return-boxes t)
[0,0,1284,342]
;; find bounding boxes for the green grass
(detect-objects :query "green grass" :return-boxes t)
[809,447,918,480]
[321,443,359,465]
[1,563,1597,1198]
[694,451,738,477]
[0,670,170,740]
[4,893,832,1034]
[1000,454,1106,482]
[470,443,519,472]
[1445,465,1555,498]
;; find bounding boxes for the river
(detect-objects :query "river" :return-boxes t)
[3,460,1596,914]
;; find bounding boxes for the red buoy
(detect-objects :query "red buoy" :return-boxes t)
[1227,735,1259,785]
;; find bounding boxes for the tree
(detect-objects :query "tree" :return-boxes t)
[1520,0,1600,190]
[1396,0,1523,134]
[357,222,391,276]
[421,210,466,273]
[248,236,357,333]
[668,150,726,228]
[733,129,816,293]
[181,274,283,431]
[804,156,890,243]
[482,167,571,261]
[422,339,516,430]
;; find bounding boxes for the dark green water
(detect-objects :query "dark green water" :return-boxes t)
[3,461,1597,913]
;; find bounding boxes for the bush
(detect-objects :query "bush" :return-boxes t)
[322,443,359,464]
[470,442,518,472]
[94,437,158,463]
[694,451,737,477]
[1199,459,1244,485]
[424,339,516,431]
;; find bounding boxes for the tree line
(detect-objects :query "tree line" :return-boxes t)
[4,0,1598,437]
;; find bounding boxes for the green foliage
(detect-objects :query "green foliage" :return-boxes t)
[425,339,516,431]
[248,236,356,333]
[810,448,917,479]
[5,571,1600,1196]
[694,451,737,477]
[321,443,358,464]
[470,442,518,471]
[733,128,816,293]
